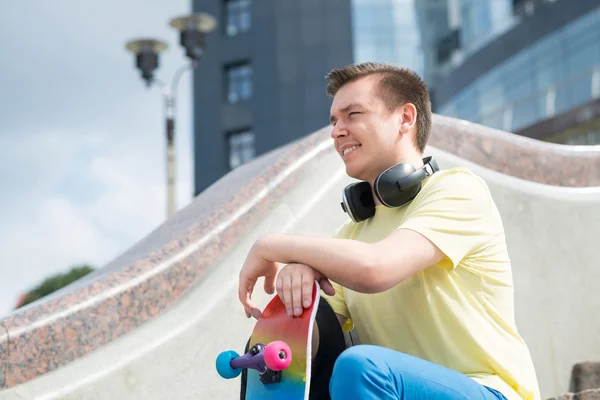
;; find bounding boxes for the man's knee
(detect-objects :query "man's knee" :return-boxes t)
[330,345,412,384]
[331,344,418,376]
[331,345,377,377]
[329,345,394,398]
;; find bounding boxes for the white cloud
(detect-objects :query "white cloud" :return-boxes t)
[0,0,198,315]
[9,196,117,270]
[0,125,195,314]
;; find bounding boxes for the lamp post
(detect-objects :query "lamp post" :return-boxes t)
[125,12,216,218]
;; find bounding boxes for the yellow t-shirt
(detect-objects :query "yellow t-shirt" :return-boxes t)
[323,167,540,400]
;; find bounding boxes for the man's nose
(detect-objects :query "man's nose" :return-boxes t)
[330,123,348,139]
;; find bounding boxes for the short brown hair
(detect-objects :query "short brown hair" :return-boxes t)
[325,62,432,153]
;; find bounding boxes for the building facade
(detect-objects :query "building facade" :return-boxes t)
[351,0,424,74]
[191,0,429,195]
[192,0,600,195]
[432,0,600,145]
[191,0,354,195]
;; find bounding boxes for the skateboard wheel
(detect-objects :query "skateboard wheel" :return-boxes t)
[216,350,242,379]
[264,341,292,371]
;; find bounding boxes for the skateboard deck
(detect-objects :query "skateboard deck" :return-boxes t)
[216,281,320,400]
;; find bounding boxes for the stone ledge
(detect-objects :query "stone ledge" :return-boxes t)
[547,362,600,400]
[547,388,600,400]
[570,362,600,393]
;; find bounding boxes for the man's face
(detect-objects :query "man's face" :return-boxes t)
[329,76,402,182]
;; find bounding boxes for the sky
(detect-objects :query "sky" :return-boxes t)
[0,1,198,315]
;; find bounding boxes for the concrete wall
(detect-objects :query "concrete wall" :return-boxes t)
[1,138,598,399]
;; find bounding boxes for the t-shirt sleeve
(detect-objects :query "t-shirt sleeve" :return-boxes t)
[321,221,353,330]
[398,170,494,269]
[322,281,354,332]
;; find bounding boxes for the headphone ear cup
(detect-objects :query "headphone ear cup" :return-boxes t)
[374,164,422,207]
[341,182,375,222]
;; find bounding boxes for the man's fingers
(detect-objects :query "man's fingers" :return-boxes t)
[282,273,293,316]
[245,307,259,319]
[292,273,303,316]
[276,274,284,303]
[239,276,261,319]
[264,274,276,295]
[243,294,261,319]
[319,277,336,296]
[301,274,314,310]
[238,277,250,308]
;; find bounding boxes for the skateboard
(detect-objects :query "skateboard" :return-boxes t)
[216,281,320,400]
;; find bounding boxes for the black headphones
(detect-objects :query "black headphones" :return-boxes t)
[340,156,439,223]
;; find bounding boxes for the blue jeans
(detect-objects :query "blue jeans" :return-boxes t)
[329,345,508,399]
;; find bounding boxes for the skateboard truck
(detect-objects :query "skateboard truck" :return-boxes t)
[246,343,282,384]
[216,340,292,384]
[234,343,282,384]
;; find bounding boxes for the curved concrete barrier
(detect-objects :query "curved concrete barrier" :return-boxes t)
[428,114,600,187]
[0,116,598,399]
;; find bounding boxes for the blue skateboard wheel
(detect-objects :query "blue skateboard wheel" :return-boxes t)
[216,350,241,379]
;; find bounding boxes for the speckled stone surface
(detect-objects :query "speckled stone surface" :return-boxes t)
[429,114,600,187]
[571,362,600,393]
[0,116,598,390]
[1,322,7,388]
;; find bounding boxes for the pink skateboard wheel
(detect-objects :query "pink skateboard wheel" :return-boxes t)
[264,340,292,371]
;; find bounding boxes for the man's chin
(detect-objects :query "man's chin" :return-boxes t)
[345,165,366,181]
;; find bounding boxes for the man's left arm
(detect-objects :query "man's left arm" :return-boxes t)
[255,171,492,293]
[239,171,492,315]
[257,229,445,294]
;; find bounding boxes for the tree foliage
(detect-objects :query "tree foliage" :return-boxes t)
[16,265,95,309]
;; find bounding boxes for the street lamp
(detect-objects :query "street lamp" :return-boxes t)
[125,12,217,218]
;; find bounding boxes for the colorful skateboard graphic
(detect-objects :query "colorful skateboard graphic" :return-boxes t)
[216,281,320,400]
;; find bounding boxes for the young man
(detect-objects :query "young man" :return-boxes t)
[237,62,540,400]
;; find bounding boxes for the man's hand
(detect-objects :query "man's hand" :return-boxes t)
[238,240,280,319]
[276,263,335,317]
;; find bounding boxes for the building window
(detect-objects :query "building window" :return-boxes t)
[228,129,255,170]
[224,0,251,36]
[512,0,535,18]
[436,28,461,64]
[225,62,253,104]
[564,129,600,146]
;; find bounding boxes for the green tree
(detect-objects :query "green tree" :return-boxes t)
[16,265,95,309]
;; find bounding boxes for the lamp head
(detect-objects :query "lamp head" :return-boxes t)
[125,39,168,86]
[169,13,217,61]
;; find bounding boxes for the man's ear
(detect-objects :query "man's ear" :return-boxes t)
[398,103,417,134]
[400,103,417,128]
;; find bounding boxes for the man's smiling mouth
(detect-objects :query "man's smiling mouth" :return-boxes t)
[343,145,361,157]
